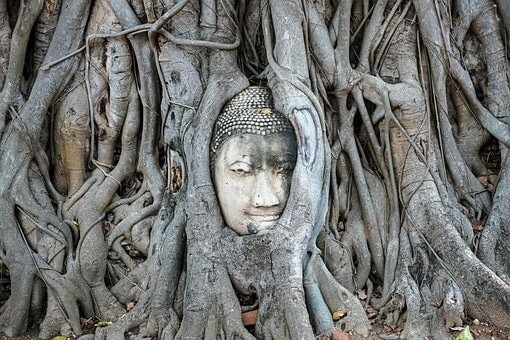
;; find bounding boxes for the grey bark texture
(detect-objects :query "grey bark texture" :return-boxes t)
[0,0,509,339]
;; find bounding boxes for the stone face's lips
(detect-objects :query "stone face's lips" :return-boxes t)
[247,214,281,223]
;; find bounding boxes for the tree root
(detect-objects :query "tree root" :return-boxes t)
[94,190,185,339]
[93,296,150,340]
[35,255,98,338]
[176,41,249,338]
[255,284,313,339]
[0,200,37,336]
[3,1,510,339]
[405,188,510,329]
[0,0,11,89]
[478,152,510,282]
[107,204,159,248]
[53,72,90,196]
[0,272,35,336]
[38,293,75,339]
[175,261,255,340]
[317,229,356,293]
[0,0,44,135]
[308,255,371,336]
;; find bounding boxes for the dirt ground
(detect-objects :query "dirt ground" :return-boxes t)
[2,262,510,339]
[0,318,508,339]
[345,321,510,340]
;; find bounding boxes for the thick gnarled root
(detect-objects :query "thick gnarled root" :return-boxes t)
[175,259,254,340]
[307,255,371,337]
[386,271,464,340]
[39,294,74,339]
[254,285,314,339]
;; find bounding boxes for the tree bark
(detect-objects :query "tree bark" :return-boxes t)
[0,0,509,338]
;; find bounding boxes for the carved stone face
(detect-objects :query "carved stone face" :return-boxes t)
[214,132,297,235]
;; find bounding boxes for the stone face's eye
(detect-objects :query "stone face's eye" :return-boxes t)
[274,162,294,175]
[230,162,253,176]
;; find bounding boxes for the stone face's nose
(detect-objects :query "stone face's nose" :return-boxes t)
[252,170,280,208]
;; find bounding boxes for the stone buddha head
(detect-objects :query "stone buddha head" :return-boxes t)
[211,87,297,235]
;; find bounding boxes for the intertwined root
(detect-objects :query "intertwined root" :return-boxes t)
[1,0,510,338]
[307,255,371,336]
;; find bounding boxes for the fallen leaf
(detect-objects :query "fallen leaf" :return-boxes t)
[72,220,80,229]
[365,306,378,319]
[45,0,56,13]
[95,320,113,327]
[53,336,67,340]
[383,325,394,332]
[456,325,474,340]
[332,310,346,321]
